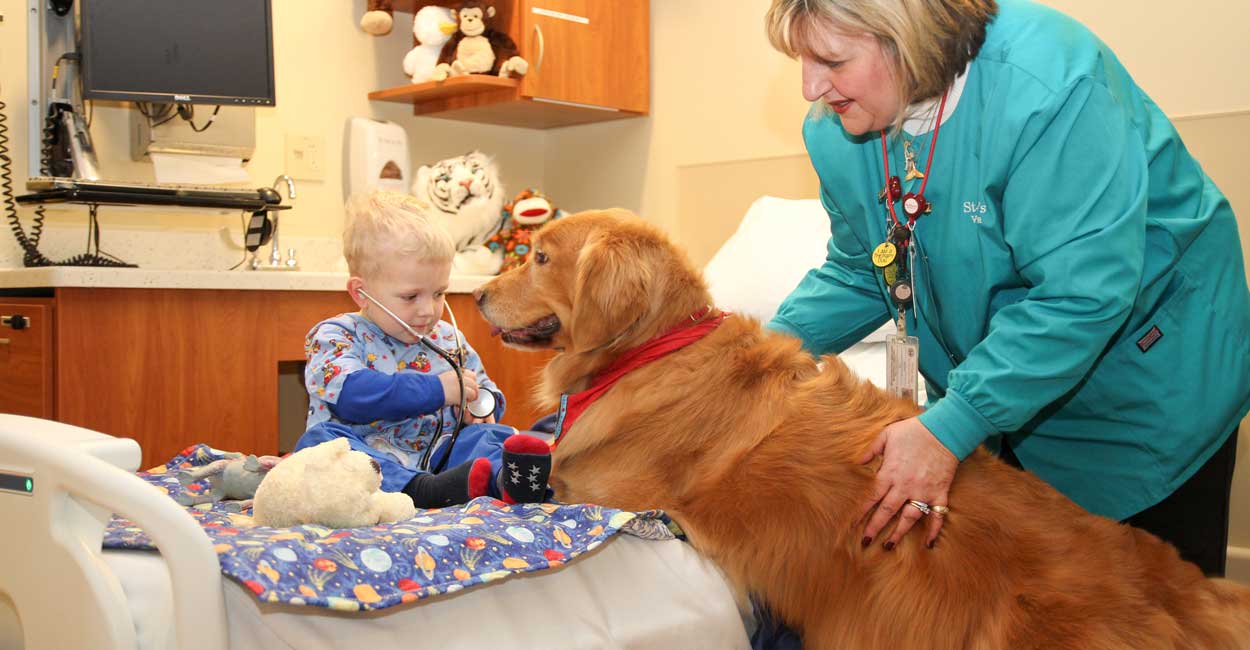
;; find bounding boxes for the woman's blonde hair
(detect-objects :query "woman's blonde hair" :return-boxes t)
[342,190,456,279]
[766,0,997,130]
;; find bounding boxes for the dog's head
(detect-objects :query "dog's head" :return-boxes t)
[476,209,711,378]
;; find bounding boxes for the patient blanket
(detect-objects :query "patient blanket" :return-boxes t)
[103,445,674,612]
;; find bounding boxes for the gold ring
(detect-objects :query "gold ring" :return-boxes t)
[931,505,950,516]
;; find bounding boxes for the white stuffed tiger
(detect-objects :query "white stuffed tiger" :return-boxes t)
[412,151,506,275]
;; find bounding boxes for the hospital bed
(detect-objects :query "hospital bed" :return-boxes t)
[0,196,896,650]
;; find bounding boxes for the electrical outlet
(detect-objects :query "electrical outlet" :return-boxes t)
[285,134,325,181]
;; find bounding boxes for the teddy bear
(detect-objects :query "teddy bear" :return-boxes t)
[431,1,529,81]
[359,0,395,36]
[251,438,416,529]
[402,6,458,83]
[486,189,564,272]
[174,453,282,512]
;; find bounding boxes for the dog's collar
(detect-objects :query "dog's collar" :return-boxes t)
[551,306,726,449]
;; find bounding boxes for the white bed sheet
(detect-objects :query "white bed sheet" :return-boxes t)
[103,535,750,650]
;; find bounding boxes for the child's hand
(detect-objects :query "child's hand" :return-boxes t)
[440,369,480,406]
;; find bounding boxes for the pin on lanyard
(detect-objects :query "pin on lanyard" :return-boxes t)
[872,89,949,331]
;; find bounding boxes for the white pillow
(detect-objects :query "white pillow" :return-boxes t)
[703,195,893,341]
[702,195,916,399]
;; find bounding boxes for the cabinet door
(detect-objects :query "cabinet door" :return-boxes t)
[519,0,649,113]
[0,301,54,419]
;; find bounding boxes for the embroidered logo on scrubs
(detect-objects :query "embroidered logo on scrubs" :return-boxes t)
[1136,325,1163,353]
[962,201,987,224]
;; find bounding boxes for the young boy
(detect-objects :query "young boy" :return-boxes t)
[295,191,550,508]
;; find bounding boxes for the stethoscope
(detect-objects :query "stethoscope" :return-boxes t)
[356,288,496,473]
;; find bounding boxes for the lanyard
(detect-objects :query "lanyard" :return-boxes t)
[881,89,949,232]
[872,89,950,323]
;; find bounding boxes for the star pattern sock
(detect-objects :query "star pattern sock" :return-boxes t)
[403,458,493,508]
[498,434,552,504]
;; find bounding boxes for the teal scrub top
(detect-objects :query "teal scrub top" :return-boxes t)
[769,0,1250,520]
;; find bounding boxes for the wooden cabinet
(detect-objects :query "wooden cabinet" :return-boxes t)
[518,0,648,114]
[370,0,649,129]
[2,288,551,469]
[0,299,54,419]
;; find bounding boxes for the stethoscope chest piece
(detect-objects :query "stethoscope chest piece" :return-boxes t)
[467,389,496,418]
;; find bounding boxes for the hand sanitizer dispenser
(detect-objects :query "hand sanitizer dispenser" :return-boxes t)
[347,118,410,198]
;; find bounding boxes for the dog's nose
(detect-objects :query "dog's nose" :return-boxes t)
[369,458,380,474]
[473,287,487,307]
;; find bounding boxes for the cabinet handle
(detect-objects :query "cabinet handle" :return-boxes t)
[1,315,29,330]
[0,338,9,345]
[533,24,545,75]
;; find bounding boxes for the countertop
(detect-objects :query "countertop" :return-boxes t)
[0,267,495,293]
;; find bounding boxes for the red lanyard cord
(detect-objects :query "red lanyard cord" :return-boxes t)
[879,89,950,228]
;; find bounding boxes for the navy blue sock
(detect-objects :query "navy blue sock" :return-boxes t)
[498,434,551,504]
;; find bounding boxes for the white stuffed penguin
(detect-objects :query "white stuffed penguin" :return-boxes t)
[402,6,457,84]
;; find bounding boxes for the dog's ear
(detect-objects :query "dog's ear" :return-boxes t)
[570,228,652,352]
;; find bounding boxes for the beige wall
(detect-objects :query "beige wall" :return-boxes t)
[545,0,1250,246]
[0,0,547,267]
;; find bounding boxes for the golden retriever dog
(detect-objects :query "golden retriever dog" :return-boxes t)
[475,209,1250,649]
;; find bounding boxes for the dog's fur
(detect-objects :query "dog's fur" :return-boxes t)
[476,209,1250,649]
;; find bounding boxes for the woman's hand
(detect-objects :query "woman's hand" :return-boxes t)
[856,416,958,549]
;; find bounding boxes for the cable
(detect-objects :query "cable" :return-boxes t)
[1,94,134,267]
[1,96,54,266]
[150,107,179,128]
[227,210,250,270]
[183,104,220,133]
[909,231,960,368]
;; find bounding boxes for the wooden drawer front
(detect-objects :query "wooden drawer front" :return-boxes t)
[0,301,54,419]
[55,288,277,469]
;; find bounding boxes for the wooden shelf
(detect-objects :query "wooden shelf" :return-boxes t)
[369,75,521,104]
[368,74,643,129]
[365,2,649,130]
[390,0,427,13]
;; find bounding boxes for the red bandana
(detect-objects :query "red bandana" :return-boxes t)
[551,307,727,449]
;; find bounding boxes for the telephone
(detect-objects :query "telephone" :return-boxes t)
[0,79,128,267]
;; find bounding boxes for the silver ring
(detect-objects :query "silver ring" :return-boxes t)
[906,500,932,516]
[930,504,950,516]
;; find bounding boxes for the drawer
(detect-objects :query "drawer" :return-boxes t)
[0,301,54,419]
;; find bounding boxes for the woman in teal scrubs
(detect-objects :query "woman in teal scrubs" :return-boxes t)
[765,0,1248,579]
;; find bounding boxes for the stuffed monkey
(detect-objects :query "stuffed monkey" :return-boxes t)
[360,0,395,35]
[432,1,529,80]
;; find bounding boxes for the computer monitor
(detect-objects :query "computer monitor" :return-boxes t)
[79,0,276,106]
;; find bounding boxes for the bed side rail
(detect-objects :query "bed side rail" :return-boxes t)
[0,415,227,650]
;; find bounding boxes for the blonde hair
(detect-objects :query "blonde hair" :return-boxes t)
[766,0,997,131]
[342,191,456,279]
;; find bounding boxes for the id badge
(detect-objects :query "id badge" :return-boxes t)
[886,333,920,403]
